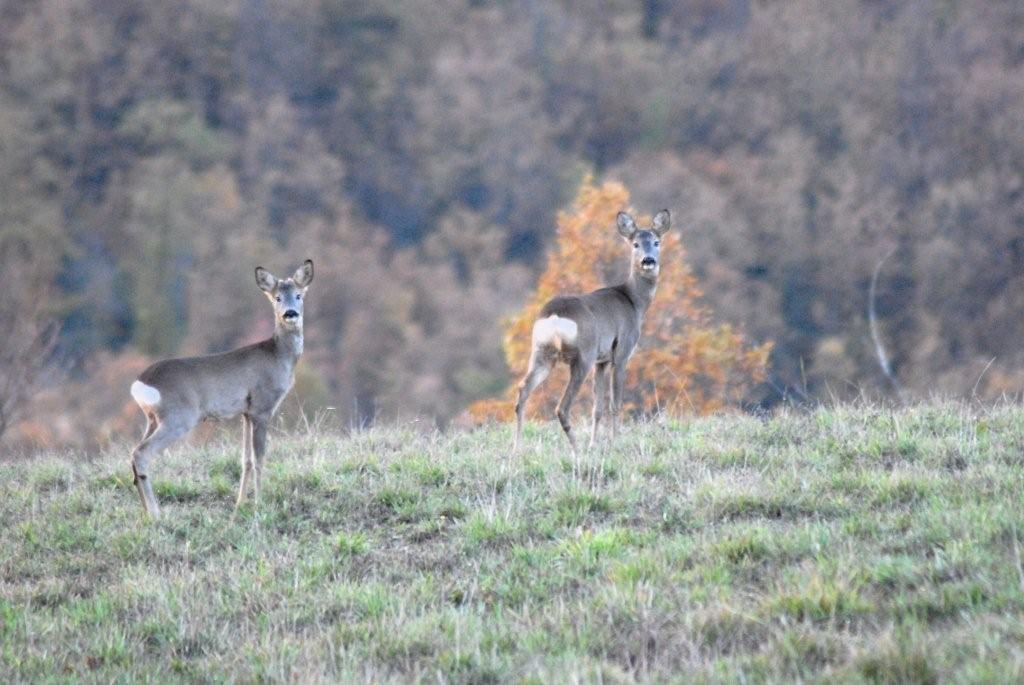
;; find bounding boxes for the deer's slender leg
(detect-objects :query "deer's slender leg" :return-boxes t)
[131,428,157,514]
[234,415,255,509]
[250,418,269,502]
[557,359,591,453]
[131,415,159,511]
[590,362,609,449]
[610,363,628,439]
[131,415,194,517]
[513,351,552,452]
[141,414,158,441]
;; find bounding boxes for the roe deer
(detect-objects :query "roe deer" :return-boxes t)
[128,260,314,516]
[513,210,671,453]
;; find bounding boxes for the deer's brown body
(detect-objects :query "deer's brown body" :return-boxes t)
[129,260,313,516]
[513,211,671,452]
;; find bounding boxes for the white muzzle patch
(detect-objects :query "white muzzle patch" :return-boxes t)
[532,315,578,349]
[130,381,162,407]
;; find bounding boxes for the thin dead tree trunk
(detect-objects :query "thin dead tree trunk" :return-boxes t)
[868,248,904,401]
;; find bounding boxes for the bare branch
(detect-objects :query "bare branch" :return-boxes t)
[868,248,903,398]
[971,357,997,400]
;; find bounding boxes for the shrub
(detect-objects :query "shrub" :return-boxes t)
[468,177,770,421]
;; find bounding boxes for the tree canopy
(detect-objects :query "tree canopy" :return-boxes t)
[1,0,1023,445]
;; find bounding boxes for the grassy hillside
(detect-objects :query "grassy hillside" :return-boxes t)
[2,405,1024,683]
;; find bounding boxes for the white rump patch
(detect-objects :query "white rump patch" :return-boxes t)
[130,381,161,407]
[532,315,578,349]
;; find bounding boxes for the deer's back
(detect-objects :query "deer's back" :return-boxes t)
[138,340,293,419]
[540,285,640,362]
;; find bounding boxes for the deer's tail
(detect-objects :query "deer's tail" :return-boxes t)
[532,315,578,351]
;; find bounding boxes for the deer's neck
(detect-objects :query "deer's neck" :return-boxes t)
[626,268,658,319]
[273,323,304,362]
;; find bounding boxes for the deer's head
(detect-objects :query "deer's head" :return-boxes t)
[617,210,671,279]
[255,260,314,330]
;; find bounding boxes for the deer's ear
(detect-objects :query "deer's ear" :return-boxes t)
[616,212,637,239]
[255,267,277,293]
[651,209,671,236]
[292,259,314,288]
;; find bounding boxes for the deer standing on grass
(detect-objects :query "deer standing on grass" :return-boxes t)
[513,210,671,453]
[128,260,314,517]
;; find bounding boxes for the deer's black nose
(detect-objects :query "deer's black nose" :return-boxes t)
[283,309,300,320]
[641,257,657,267]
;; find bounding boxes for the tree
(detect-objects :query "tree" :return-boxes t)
[468,177,770,422]
[0,254,59,442]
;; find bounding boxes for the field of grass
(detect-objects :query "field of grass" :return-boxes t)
[3,404,1024,683]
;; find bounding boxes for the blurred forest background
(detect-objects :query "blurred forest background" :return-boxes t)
[2,0,1023,448]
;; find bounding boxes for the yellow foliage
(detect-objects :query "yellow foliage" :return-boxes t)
[467,177,771,423]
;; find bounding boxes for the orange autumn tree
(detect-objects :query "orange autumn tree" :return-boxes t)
[468,178,771,422]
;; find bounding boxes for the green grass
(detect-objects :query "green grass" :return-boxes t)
[3,403,1024,682]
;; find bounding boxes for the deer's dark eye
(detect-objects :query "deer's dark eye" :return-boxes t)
[654,241,660,247]
[276,296,282,302]
[633,242,639,248]
[296,294,302,300]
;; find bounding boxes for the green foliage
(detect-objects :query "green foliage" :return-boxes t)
[335,531,369,558]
